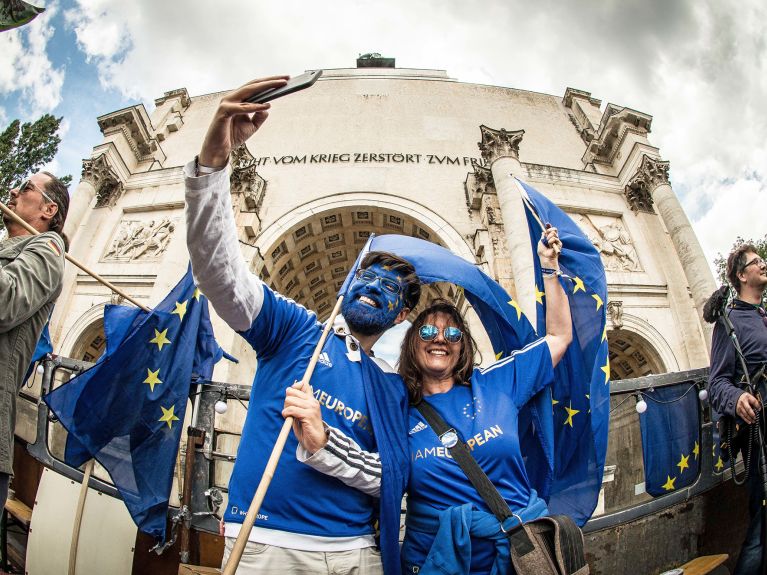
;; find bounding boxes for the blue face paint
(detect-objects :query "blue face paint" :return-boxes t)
[342,263,406,336]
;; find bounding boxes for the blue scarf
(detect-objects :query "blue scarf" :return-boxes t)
[406,497,549,575]
[360,350,409,575]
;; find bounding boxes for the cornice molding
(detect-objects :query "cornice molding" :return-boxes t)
[582,105,653,167]
[97,105,160,163]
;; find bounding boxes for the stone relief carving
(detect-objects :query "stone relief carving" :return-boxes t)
[230,144,267,213]
[82,155,124,208]
[103,218,176,261]
[607,300,623,329]
[577,214,642,272]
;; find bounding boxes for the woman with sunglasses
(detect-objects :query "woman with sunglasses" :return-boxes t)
[399,225,572,575]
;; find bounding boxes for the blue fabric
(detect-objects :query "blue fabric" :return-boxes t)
[404,498,548,575]
[638,384,701,496]
[43,266,226,541]
[520,179,609,525]
[360,350,409,575]
[23,320,52,384]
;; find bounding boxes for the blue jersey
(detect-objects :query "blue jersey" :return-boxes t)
[224,286,380,538]
[404,338,554,573]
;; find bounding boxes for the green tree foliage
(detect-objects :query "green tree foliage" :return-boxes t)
[714,234,767,303]
[0,114,71,220]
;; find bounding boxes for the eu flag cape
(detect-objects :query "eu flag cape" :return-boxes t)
[639,384,701,496]
[44,266,225,540]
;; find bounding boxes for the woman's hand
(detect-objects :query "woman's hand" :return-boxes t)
[537,224,562,268]
[283,382,328,454]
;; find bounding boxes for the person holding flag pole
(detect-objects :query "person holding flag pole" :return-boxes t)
[184,76,422,575]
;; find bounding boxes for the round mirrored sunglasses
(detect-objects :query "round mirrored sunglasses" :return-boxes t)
[418,324,463,344]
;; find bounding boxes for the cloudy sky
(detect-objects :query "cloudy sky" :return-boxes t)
[2,0,765,269]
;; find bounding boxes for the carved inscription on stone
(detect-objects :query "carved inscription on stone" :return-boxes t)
[576,214,642,272]
[103,218,177,261]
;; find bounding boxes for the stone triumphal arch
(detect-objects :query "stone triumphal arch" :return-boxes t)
[52,58,715,393]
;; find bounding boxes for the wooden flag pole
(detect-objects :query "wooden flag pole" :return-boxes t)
[221,294,346,575]
[0,201,150,312]
[68,459,94,575]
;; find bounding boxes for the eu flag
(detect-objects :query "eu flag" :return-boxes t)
[44,266,224,540]
[638,384,701,496]
[519,178,609,525]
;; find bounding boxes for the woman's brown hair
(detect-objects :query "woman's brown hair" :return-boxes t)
[398,299,477,404]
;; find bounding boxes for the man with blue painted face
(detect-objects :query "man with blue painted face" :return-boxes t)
[184,76,421,575]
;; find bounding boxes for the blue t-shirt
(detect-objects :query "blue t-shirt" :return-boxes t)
[404,338,554,573]
[224,286,379,538]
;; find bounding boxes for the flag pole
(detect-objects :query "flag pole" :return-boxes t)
[68,459,94,575]
[0,201,150,312]
[514,178,561,256]
[222,294,345,575]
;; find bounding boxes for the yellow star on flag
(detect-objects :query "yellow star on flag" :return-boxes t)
[564,402,580,427]
[586,393,591,413]
[573,277,585,294]
[495,351,504,360]
[172,300,188,322]
[149,328,171,351]
[552,397,560,406]
[382,265,391,271]
[592,294,603,310]
[601,326,608,343]
[535,285,545,305]
[715,456,724,471]
[693,441,700,459]
[601,360,610,384]
[143,368,162,392]
[193,287,202,301]
[677,453,690,473]
[159,405,180,429]
[662,475,676,491]
[508,299,522,320]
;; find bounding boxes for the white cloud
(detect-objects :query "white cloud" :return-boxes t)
[65,0,767,264]
[0,2,65,116]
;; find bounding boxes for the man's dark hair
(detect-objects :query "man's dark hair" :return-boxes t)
[41,171,70,251]
[360,251,421,309]
[726,243,758,293]
[398,299,478,404]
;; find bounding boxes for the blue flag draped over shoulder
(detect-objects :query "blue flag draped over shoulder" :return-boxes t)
[44,266,225,540]
[639,384,701,496]
[518,178,609,525]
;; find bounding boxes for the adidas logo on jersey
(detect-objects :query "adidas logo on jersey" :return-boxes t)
[318,352,333,368]
[409,421,427,435]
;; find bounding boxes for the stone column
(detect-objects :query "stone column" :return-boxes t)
[63,155,122,240]
[628,155,716,347]
[478,125,538,329]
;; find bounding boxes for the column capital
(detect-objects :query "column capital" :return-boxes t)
[478,125,524,165]
[464,158,495,211]
[624,154,670,213]
[81,154,123,208]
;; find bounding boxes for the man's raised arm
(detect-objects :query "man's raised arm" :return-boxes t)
[184,77,288,331]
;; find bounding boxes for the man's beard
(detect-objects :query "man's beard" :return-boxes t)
[342,297,396,336]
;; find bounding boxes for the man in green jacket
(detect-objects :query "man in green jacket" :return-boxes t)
[1,172,68,507]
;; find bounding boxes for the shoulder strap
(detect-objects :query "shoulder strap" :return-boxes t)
[415,399,515,526]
